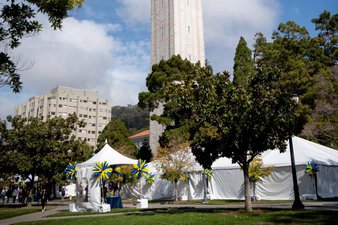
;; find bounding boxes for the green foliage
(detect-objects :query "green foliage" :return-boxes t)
[0,0,83,92]
[301,67,338,148]
[140,54,300,210]
[233,37,255,86]
[248,157,273,183]
[97,119,137,158]
[138,55,198,111]
[254,11,337,148]
[111,105,149,134]
[0,114,91,188]
[136,140,153,163]
[157,136,192,200]
[311,10,338,66]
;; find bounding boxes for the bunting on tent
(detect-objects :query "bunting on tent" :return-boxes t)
[65,163,78,181]
[131,160,149,179]
[305,160,319,176]
[202,169,213,181]
[145,173,155,184]
[92,161,112,182]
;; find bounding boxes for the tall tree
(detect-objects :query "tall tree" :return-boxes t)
[233,36,255,86]
[311,10,337,66]
[97,119,137,158]
[254,11,337,147]
[0,0,84,92]
[139,55,300,211]
[136,140,153,163]
[0,114,92,197]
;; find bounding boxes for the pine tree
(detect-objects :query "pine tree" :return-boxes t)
[136,140,153,163]
[233,37,255,86]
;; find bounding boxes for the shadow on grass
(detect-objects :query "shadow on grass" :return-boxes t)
[262,210,338,224]
[124,207,338,224]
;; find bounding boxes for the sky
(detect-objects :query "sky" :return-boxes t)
[0,0,337,119]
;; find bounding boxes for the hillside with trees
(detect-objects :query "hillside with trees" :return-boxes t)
[111,105,149,135]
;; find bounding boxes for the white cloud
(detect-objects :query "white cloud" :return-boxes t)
[116,0,151,26]
[0,15,149,118]
[202,0,281,72]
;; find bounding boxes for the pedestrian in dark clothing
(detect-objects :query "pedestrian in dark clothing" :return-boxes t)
[0,188,6,203]
[6,188,12,203]
[40,189,48,212]
[61,187,66,201]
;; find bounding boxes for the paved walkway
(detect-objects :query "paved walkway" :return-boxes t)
[1,202,337,225]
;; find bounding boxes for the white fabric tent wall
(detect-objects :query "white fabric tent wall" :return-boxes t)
[206,137,338,200]
[122,137,338,201]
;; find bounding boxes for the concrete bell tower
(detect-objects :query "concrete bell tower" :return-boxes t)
[149,0,206,154]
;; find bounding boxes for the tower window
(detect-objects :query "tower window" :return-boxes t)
[188,26,190,33]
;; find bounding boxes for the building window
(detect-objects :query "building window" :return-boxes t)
[188,26,190,33]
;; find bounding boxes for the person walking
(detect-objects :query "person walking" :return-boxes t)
[12,188,19,203]
[6,187,12,203]
[0,188,6,203]
[40,188,48,212]
[61,187,66,201]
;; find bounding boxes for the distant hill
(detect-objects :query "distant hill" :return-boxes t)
[111,105,149,135]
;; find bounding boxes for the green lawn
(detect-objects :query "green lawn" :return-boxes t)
[169,199,294,205]
[0,207,40,220]
[47,208,142,217]
[15,209,338,225]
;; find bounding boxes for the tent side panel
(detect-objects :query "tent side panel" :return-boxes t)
[317,165,338,198]
[209,169,244,200]
[256,166,293,200]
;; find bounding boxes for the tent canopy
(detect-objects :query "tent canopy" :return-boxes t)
[211,136,338,169]
[78,143,137,167]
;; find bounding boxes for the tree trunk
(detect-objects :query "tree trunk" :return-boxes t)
[174,182,179,201]
[243,164,252,211]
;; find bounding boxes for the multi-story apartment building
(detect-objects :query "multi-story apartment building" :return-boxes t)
[15,86,111,148]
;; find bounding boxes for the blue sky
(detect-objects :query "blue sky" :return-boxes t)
[0,0,337,119]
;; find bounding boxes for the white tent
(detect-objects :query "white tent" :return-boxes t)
[79,143,137,167]
[74,143,137,211]
[208,136,338,200]
[122,137,338,201]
